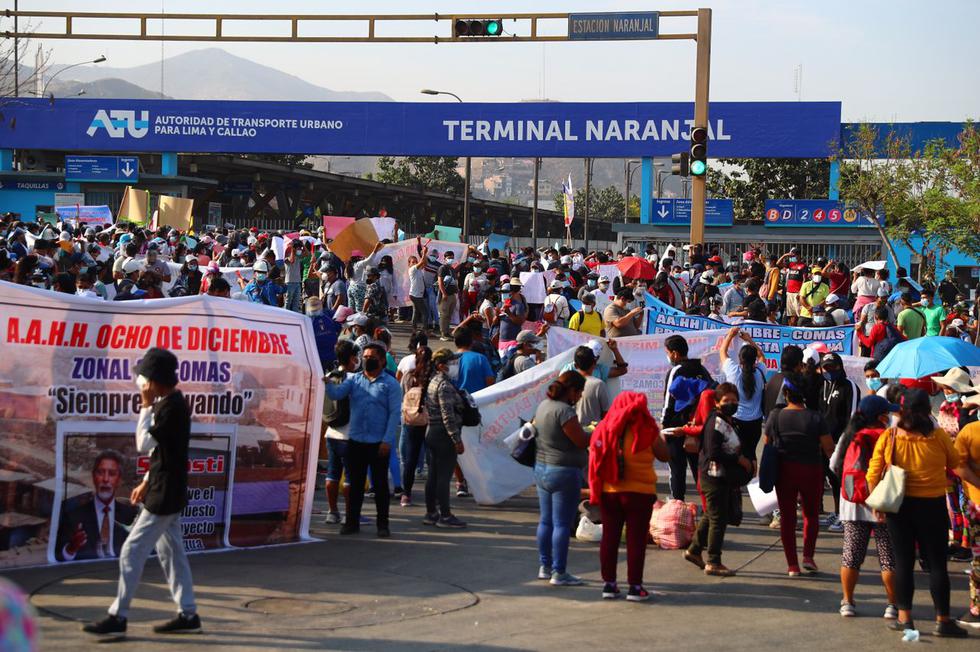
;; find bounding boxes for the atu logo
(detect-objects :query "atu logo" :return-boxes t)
[87,110,150,138]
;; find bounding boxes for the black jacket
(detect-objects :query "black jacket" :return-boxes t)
[661,358,714,427]
[144,391,192,515]
[819,377,859,443]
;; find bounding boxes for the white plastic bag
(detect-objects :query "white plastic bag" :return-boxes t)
[575,516,603,542]
[747,478,778,516]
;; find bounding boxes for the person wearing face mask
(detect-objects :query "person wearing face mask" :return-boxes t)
[325,343,401,538]
[934,368,978,565]
[917,288,947,337]
[462,259,488,317]
[306,296,340,370]
[568,293,604,336]
[798,266,829,327]
[604,288,644,338]
[719,328,767,469]
[781,248,807,326]
[543,280,571,327]
[684,383,754,577]
[242,260,285,306]
[423,349,467,529]
[591,276,613,313]
[817,353,861,533]
[437,251,459,341]
[407,244,429,333]
[863,360,893,397]
[828,395,901,619]
[498,279,528,351]
[721,275,745,316]
[169,255,202,297]
[321,265,348,314]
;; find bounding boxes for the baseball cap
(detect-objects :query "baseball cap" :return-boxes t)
[345,312,370,327]
[811,266,822,274]
[122,258,141,275]
[876,286,890,297]
[432,348,459,365]
[825,293,840,305]
[548,280,563,290]
[598,275,610,284]
[859,394,899,418]
[586,340,604,358]
[516,330,540,346]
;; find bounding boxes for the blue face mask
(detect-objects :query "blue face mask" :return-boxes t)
[866,377,883,392]
[467,257,476,264]
[946,392,962,403]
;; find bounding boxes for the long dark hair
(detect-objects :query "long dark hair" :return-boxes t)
[782,373,808,406]
[739,344,758,397]
[841,408,886,444]
[897,403,934,435]
[546,370,586,403]
[411,346,433,389]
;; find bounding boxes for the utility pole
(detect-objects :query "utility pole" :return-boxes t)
[531,157,540,249]
[13,0,19,97]
[583,158,592,251]
[689,7,712,246]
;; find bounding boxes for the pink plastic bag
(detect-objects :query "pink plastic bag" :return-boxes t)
[649,499,697,550]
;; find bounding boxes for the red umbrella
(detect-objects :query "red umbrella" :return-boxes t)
[616,256,657,280]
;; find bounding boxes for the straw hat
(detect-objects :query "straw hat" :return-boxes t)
[933,367,975,394]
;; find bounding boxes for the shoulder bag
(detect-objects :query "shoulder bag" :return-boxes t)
[758,408,782,493]
[864,429,906,513]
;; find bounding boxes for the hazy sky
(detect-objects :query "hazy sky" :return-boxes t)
[9,0,979,121]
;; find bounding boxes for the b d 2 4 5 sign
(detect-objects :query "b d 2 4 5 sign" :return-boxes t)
[764,200,882,228]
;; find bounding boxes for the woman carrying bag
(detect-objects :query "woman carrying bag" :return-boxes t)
[684,383,754,577]
[588,391,669,601]
[867,388,968,638]
[423,349,467,529]
[828,395,900,619]
[400,346,433,507]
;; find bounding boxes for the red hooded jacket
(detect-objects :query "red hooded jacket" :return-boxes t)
[588,391,660,504]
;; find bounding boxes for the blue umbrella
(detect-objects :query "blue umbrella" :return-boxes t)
[876,336,980,379]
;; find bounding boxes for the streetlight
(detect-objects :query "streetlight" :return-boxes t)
[656,170,669,198]
[40,55,107,98]
[624,159,641,222]
[420,88,470,239]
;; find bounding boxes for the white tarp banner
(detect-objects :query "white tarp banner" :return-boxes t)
[380,239,468,308]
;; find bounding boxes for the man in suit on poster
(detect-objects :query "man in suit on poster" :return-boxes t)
[55,450,138,562]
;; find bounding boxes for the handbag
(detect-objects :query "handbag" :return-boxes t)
[865,429,907,514]
[509,421,537,467]
[758,409,782,493]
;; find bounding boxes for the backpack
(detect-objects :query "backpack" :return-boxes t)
[456,388,482,427]
[496,346,520,382]
[322,369,350,428]
[841,430,880,503]
[872,323,904,361]
[401,384,428,427]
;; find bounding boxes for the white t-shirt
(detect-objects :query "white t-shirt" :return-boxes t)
[543,293,570,323]
[591,289,612,313]
[409,267,426,298]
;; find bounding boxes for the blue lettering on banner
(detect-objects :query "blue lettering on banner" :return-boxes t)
[653,199,733,226]
[0,98,842,159]
[643,295,854,369]
[764,199,882,228]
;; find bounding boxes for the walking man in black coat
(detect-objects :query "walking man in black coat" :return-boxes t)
[84,348,201,640]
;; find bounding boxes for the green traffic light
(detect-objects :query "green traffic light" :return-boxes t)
[690,159,707,176]
[486,20,502,35]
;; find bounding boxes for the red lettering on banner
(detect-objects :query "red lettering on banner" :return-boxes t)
[6,317,19,343]
[137,455,225,476]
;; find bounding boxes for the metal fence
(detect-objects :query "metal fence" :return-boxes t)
[620,238,885,270]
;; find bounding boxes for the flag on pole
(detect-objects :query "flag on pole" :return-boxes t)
[562,174,575,227]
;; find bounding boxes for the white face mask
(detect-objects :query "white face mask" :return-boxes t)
[135,374,150,391]
[583,305,594,314]
[447,361,460,380]
[813,275,823,284]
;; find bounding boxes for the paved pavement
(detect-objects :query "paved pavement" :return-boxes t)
[9,485,977,651]
[7,323,977,650]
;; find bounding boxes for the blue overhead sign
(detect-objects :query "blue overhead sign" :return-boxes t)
[652,199,734,227]
[568,12,659,40]
[0,98,842,159]
[0,175,65,191]
[764,199,880,228]
[65,155,139,182]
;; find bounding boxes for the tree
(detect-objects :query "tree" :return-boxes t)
[0,18,52,129]
[706,158,829,222]
[375,156,464,194]
[553,185,624,222]
[241,154,311,168]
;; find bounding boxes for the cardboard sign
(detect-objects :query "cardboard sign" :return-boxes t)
[329,219,380,263]
[157,195,194,231]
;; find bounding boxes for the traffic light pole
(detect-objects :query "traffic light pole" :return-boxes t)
[690,8,712,246]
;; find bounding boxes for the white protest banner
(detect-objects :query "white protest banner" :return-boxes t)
[382,239,468,308]
[0,281,323,569]
[369,217,397,241]
[164,261,254,297]
[519,271,552,304]
[461,347,576,505]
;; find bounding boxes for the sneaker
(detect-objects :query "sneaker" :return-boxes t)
[787,566,801,577]
[948,544,973,562]
[377,526,391,538]
[359,515,372,525]
[436,515,467,529]
[550,572,584,586]
[456,485,471,498]
[801,558,818,573]
[887,619,914,632]
[769,511,782,529]
[827,515,844,533]
[439,336,451,342]
[956,611,980,629]
[365,490,376,499]
[601,582,621,599]
[934,619,969,638]
[82,614,127,639]
[704,565,736,577]
[153,612,202,634]
[883,603,899,620]
[839,600,856,618]
[820,513,834,526]
[393,486,404,498]
[626,585,650,602]
[400,495,412,507]
[537,565,552,580]
[324,511,342,525]
[683,550,706,570]
[422,512,439,526]
[339,523,360,535]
